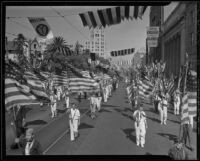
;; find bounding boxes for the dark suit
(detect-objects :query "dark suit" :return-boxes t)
[19,138,43,155]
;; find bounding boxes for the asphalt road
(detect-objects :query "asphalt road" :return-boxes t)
[6,82,197,158]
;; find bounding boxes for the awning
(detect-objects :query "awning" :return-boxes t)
[79,6,148,28]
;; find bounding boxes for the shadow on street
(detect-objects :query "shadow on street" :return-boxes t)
[157,132,178,142]
[99,109,112,113]
[146,116,160,124]
[25,119,48,126]
[121,128,136,144]
[79,122,94,130]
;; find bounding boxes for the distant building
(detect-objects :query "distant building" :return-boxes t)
[5,41,19,62]
[84,27,106,57]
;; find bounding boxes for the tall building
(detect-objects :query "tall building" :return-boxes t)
[84,27,106,57]
[185,2,197,71]
[148,6,164,64]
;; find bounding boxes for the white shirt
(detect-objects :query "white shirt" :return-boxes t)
[70,108,80,120]
[133,110,146,127]
[25,140,34,155]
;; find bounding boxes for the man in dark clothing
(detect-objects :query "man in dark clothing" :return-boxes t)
[181,123,193,151]
[10,105,26,149]
[19,128,43,155]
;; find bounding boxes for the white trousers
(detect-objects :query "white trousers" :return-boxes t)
[69,119,79,141]
[90,103,96,114]
[116,83,118,88]
[96,98,102,111]
[57,92,61,101]
[51,103,57,117]
[189,115,194,129]
[65,97,69,109]
[174,101,180,115]
[135,122,146,146]
[163,106,167,124]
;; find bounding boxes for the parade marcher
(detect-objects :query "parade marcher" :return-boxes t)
[154,91,161,113]
[56,86,62,101]
[89,93,97,119]
[174,89,181,115]
[181,122,193,151]
[168,138,190,160]
[162,93,168,125]
[133,103,148,148]
[19,128,43,155]
[158,92,164,124]
[67,99,80,141]
[63,88,70,109]
[50,91,57,118]
[96,92,102,112]
[10,105,26,149]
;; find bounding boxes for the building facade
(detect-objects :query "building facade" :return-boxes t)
[148,6,164,64]
[148,2,197,77]
[84,27,106,57]
[185,2,197,71]
[162,2,186,77]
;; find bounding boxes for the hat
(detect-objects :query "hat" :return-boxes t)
[26,128,34,136]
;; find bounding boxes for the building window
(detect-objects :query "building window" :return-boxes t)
[95,34,99,37]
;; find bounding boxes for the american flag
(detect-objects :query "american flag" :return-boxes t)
[181,69,197,124]
[24,71,49,99]
[68,78,100,93]
[138,77,153,102]
[5,62,45,110]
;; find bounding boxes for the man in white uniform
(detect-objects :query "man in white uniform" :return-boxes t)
[89,93,96,119]
[50,91,57,118]
[133,104,148,148]
[67,99,80,141]
[162,93,168,125]
[96,92,102,112]
[56,86,62,101]
[63,88,70,109]
[174,90,181,115]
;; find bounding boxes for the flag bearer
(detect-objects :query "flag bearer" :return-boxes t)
[133,104,148,148]
[96,92,102,112]
[50,91,57,118]
[89,93,96,119]
[158,92,164,124]
[67,99,80,141]
[63,88,70,109]
[162,93,168,125]
[56,86,62,101]
[174,89,181,115]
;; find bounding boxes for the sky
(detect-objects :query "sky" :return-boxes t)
[6,2,178,52]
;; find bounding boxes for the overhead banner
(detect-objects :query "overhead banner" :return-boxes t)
[79,6,148,29]
[28,17,53,39]
[146,26,159,38]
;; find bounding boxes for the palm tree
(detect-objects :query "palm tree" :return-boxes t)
[13,33,30,70]
[45,36,70,56]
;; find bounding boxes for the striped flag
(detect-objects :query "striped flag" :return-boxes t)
[79,6,148,28]
[68,78,100,93]
[138,78,153,101]
[50,73,69,87]
[181,93,189,124]
[5,62,47,110]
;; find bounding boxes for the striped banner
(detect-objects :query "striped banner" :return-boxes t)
[51,73,69,87]
[138,78,153,101]
[181,93,189,124]
[69,78,100,93]
[5,78,39,111]
[79,6,148,28]
[110,48,135,57]
[188,91,197,116]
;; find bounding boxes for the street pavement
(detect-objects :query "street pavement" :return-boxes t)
[6,82,197,158]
